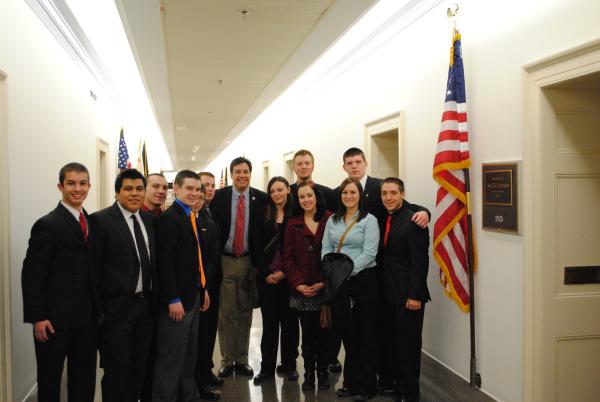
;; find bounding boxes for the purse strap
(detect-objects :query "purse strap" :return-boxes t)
[263,232,280,253]
[336,217,359,253]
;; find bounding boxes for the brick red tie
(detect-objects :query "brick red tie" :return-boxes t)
[79,211,88,242]
[233,193,246,256]
[383,214,392,248]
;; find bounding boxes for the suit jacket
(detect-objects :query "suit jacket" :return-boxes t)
[22,202,99,328]
[155,202,216,311]
[210,186,267,265]
[290,182,336,212]
[333,175,431,221]
[91,202,157,322]
[255,216,288,279]
[378,203,431,305]
[198,208,221,289]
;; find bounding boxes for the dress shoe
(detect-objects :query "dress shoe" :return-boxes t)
[328,359,342,373]
[287,369,299,381]
[206,372,224,386]
[301,371,315,391]
[317,370,330,390]
[276,364,289,374]
[235,363,254,376]
[336,387,353,398]
[198,386,221,401]
[379,386,396,396]
[253,372,273,384]
[218,365,234,378]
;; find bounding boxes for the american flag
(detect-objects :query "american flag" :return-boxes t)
[118,130,131,172]
[219,169,224,188]
[432,30,476,313]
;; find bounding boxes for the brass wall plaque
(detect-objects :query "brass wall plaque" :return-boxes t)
[482,162,520,234]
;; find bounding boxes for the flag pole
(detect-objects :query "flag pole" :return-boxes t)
[464,168,480,388]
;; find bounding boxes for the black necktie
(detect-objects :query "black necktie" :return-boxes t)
[131,215,151,294]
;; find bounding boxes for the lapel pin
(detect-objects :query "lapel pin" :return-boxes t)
[252,196,255,201]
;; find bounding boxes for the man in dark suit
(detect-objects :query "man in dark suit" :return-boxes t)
[210,157,267,378]
[379,177,430,402]
[22,162,99,402]
[152,170,213,402]
[289,149,335,211]
[91,169,157,402]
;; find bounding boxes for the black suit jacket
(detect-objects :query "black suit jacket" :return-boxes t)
[290,182,336,212]
[22,202,99,328]
[378,203,431,305]
[198,209,221,289]
[210,186,267,265]
[156,202,217,311]
[91,202,157,322]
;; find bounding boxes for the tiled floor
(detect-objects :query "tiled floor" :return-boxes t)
[27,310,493,401]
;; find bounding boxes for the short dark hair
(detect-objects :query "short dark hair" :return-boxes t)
[265,176,293,222]
[59,162,89,184]
[145,173,166,187]
[230,157,252,174]
[294,181,327,222]
[174,170,200,187]
[382,177,405,192]
[333,178,368,223]
[342,147,366,163]
[293,149,314,163]
[199,171,215,179]
[115,169,146,193]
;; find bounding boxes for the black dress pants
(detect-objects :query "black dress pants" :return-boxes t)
[297,309,329,372]
[257,280,299,374]
[332,267,378,396]
[391,302,425,401]
[377,267,396,388]
[34,322,98,402]
[195,284,220,386]
[100,296,154,402]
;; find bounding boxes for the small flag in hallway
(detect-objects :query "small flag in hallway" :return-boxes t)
[141,141,149,177]
[219,169,224,189]
[432,30,477,313]
[118,129,131,172]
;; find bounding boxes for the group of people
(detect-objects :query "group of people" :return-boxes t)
[21,147,431,402]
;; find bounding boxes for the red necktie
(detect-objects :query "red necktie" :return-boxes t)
[383,214,392,248]
[79,211,88,242]
[233,194,246,256]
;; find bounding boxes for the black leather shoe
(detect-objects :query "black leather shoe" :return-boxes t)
[198,386,221,401]
[301,371,315,391]
[336,387,353,398]
[287,369,299,381]
[218,365,234,378]
[328,359,342,373]
[206,372,224,386]
[317,371,330,390]
[253,372,273,384]
[276,364,288,374]
[235,363,254,377]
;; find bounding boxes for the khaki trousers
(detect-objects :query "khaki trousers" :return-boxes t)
[218,255,255,366]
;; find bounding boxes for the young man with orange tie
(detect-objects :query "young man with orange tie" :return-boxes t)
[22,162,99,402]
[152,170,214,402]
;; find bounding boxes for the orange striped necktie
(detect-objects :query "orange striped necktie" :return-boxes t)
[189,213,206,288]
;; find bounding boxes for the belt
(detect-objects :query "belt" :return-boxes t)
[223,252,250,258]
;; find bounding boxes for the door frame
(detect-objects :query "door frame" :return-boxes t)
[363,111,404,177]
[522,38,600,402]
[0,69,13,401]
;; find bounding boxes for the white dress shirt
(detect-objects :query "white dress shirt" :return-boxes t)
[116,202,150,293]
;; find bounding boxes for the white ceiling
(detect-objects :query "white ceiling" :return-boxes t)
[117,0,377,171]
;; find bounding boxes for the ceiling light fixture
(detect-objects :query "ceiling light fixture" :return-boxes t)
[240,9,249,19]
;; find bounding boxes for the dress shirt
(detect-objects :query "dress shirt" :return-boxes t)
[224,187,250,255]
[61,201,87,236]
[116,202,150,293]
[321,211,379,275]
[359,175,368,191]
[141,203,162,216]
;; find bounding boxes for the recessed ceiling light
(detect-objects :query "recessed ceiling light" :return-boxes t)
[191,156,196,161]
[176,126,187,131]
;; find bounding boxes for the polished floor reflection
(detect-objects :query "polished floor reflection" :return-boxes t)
[27,309,494,401]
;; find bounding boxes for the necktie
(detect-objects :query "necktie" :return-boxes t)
[233,193,246,256]
[189,213,207,288]
[131,215,151,294]
[79,211,88,242]
[383,214,392,248]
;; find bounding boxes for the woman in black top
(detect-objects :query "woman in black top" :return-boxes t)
[253,177,299,384]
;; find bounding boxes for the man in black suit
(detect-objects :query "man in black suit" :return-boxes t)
[379,178,430,402]
[289,149,335,210]
[91,169,157,402]
[211,157,267,378]
[22,162,99,402]
[152,170,213,402]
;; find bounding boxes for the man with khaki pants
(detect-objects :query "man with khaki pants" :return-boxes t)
[210,157,267,378]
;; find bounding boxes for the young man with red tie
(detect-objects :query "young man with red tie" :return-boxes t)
[22,162,99,402]
[152,170,215,402]
[379,177,430,402]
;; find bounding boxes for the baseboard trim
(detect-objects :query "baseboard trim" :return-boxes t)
[21,383,36,402]
[421,350,501,402]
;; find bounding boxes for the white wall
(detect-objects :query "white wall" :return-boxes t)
[205,1,600,401]
[0,0,135,399]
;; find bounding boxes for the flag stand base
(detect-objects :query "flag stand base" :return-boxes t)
[470,358,482,388]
